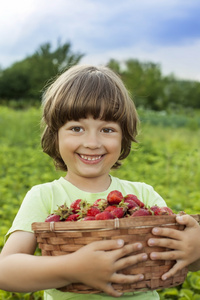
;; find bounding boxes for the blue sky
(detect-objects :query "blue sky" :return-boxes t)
[0,0,200,81]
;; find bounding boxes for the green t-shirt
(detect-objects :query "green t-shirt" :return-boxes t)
[6,176,166,300]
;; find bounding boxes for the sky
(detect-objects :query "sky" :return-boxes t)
[0,0,200,81]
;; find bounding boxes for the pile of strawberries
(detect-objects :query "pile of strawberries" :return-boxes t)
[45,190,174,222]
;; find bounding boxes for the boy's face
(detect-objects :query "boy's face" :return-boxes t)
[58,115,122,188]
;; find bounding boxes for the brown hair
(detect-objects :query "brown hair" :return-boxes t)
[41,65,139,171]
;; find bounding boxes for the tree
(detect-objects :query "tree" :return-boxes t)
[0,41,84,102]
[108,59,165,110]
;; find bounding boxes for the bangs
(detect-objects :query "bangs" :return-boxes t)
[54,68,128,127]
[42,65,134,134]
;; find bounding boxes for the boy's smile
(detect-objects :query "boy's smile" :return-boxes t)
[58,116,122,191]
[78,154,104,163]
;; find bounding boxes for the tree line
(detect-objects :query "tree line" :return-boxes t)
[0,41,200,111]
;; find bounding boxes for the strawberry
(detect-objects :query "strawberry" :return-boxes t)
[93,198,108,210]
[93,198,102,206]
[151,206,174,215]
[70,199,82,213]
[150,205,162,215]
[160,207,174,215]
[124,199,139,210]
[87,206,101,217]
[93,198,108,209]
[105,205,117,212]
[107,190,124,205]
[70,199,87,213]
[65,213,80,221]
[54,203,72,220]
[131,208,152,217]
[124,194,145,208]
[110,207,125,218]
[95,211,115,220]
[45,214,61,222]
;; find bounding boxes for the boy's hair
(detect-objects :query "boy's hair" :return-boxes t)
[41,65,139,171]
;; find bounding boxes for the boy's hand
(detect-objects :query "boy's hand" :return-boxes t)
[69,239,147,297]
[148,214,200,280]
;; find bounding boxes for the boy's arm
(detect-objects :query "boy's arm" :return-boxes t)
[147,214,200,280]
[0,230,147,297]
[0,231,73,291]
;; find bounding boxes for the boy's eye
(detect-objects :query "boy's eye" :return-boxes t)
[71,127,83,132]
[101,128,114,133]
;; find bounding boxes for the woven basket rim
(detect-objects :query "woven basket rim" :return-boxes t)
[32,214,200,232]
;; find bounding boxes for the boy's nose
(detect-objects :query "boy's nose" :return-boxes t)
[83,132,101,149]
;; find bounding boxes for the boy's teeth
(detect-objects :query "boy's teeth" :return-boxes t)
[80,155,101,161]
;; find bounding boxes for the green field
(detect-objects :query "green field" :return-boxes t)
[0,106,200,299]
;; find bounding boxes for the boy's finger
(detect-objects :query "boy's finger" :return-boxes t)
[150,226,182,240]
[113,242,144,260]
[160,261,187,281]
[150,215,199,240]
[103,282,123,298]
[148,236,180,249]
[176,214,199,228]
[150,249,182,261]
[89,239,125,251]
[90,240,144,259]
[111,272,144,285]
[115,252,147,270]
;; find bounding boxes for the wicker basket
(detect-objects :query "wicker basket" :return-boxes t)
[32,214,200,294]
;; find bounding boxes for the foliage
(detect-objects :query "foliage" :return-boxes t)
[0,106,200,299]
[112,59,165,110]
[0,290,43,300]
[158,271,200,299]
[107,59,200,111]
[1,47,200,110]
[0,41,84,103]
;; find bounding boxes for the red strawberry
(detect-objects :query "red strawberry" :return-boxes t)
[93,198,107,206]
[110,207,125,218]
[65,213,80,221]
[95,211,115,220]
[107,190,124,205]
[160,207,174,215]
[45,214,61,222]
[131,208,152,217]
[151,206,174,215]
[70,199,82,213]
[82,216,96,221]
[124,194,145,208]
[150,205,162,215]
[93,198,108,210]
[105,205,117,212]
[124,199,139,210]
[87,206,101,217]
[54,203,72,220]
[70,199,88,213]
[93,198,102,206]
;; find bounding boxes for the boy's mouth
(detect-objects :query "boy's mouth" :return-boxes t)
[79,154,103,161]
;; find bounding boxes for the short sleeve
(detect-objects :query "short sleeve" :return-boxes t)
[6,185,51,239]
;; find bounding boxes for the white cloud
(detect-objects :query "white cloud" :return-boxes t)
[0,0,200,81]
[81,39,200,81]
[0,1,35,42]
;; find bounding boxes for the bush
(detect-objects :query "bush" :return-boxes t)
[0,106,200,299]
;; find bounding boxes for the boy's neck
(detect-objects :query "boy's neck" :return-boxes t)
[64,173,111,193]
